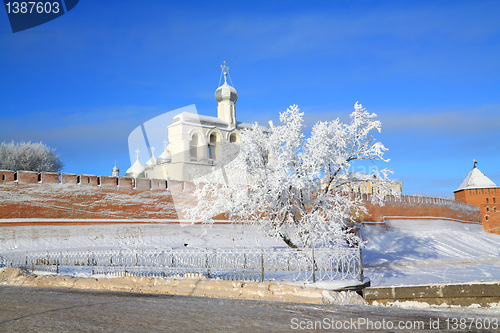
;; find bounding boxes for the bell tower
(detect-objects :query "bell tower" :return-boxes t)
[215,62,238,128]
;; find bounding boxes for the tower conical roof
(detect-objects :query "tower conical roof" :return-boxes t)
[455,165,497,192]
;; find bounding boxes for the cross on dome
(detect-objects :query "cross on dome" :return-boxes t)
[163,140,168,148]
[151,146,155,157]
[135,149,140,160]
[219,61,233,86]
[221,61,229,74]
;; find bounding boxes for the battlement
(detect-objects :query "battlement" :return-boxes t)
[0,169,178,192]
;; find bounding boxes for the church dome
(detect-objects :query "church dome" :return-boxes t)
[144,147,157,168]
[125,159,144,178]
[215,72,237,103]
[125,149,145,178]
[158,149,171,164]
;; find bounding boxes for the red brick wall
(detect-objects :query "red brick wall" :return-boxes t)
[0,170,15,182]
[359,193,480,224]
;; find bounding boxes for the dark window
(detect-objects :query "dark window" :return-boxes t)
[487,207,489,212]
[77,175,81,184]
[209,133,217,160]
[2,175,5,181]
[97,177,101,186]
[88,178,90,184]
[116,178,119,186]
[485,216,489,221]
[494,197,496,204]
[487,198,489,204]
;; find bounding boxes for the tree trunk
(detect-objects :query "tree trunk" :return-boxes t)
[279,233,299,249]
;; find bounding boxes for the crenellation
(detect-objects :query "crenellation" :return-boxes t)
[61,173,78,184]
[99,175,118,188]
[15,170,39,184]
[40,172,59,184]
[0,170,15,182]
[117,176,134,190]
[134,178,151,190]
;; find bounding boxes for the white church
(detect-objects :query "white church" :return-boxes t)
[124,63,252,182]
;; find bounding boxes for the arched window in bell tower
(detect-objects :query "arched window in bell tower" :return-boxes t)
[229,133,238,143]
[208,133,217,160]
[190,134,199,161]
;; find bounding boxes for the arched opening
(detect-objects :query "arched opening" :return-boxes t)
[487,198,489,204]
[229,133,238,143]
[208,133,217,160]
[190,134,199,161]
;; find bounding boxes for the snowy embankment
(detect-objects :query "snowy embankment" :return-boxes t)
[0,223,285,253]
[2,218,500,290]
[360,219,500,287]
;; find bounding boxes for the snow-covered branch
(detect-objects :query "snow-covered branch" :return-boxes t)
[187,102,397,249]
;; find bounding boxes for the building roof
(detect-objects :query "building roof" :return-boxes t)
[455,165,497,192]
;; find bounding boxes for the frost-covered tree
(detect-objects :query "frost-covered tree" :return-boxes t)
[0,141,63,172]
[188,102,395,249]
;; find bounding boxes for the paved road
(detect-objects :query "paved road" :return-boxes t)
[0,286,499,332]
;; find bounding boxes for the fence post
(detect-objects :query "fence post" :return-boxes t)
[312,248,316,283]
[205,250,210,278]
[260,250,264,282]
[358,247,364,282]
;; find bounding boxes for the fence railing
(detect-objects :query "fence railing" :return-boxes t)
[0,247,362,283]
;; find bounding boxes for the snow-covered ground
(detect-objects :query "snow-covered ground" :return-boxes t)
[2,218,500,289]
[0,222,285,253]
[360,219,500,287]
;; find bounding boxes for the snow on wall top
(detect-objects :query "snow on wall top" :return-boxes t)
[455,166,497,192]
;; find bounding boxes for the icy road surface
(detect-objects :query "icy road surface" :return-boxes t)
[0,286,499,333]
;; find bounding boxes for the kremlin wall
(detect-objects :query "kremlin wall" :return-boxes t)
[1,169,495,234]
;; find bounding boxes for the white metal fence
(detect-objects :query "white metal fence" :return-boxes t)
[0,247,362,283]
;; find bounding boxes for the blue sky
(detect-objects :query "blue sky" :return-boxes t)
[1,1,499,197]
